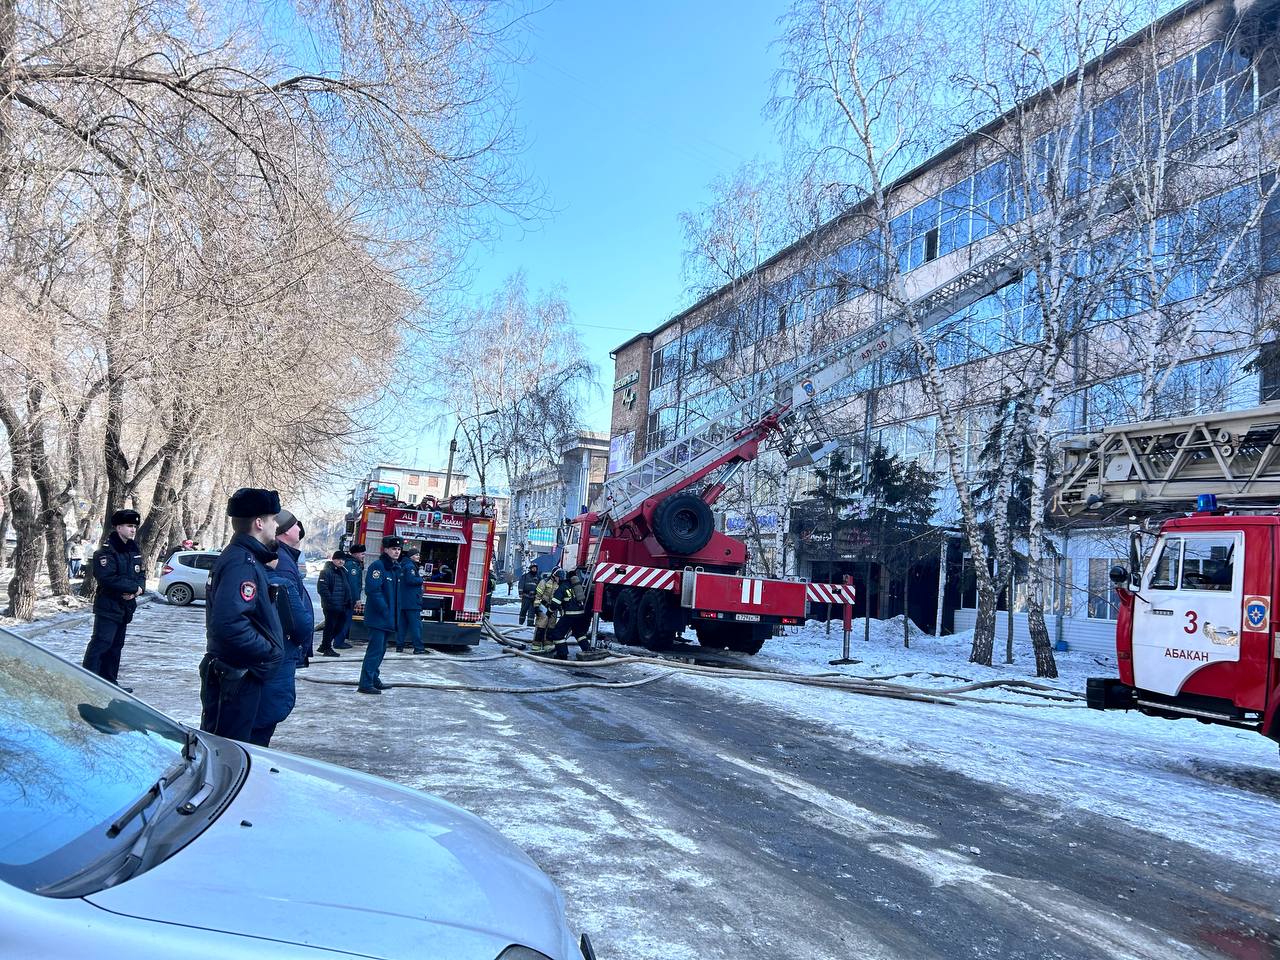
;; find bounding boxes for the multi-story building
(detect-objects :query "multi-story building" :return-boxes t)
[510,432,610,567]
[348,464,469,510]
[608,0,1280,653]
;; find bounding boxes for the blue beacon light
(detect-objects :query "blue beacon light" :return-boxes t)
[1196,493,1218,513]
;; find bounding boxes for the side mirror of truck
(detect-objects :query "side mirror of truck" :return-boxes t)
[1109,564,1130,586]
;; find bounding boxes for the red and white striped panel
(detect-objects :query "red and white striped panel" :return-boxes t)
[592,563,680,592]
[807,582,857,605]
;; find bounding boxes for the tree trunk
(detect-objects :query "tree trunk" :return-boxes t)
[4,484,41,620]
[87,193,135,603]
[1025,380,1061,679]
[969,576,998,667]
[29,408,71,598]
[1005,569,1015,664]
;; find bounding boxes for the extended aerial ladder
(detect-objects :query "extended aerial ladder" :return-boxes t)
[1057,404,1280,743]
[601,238,1027,529]
[1057,404,1280,519]
[569,228,1030,654]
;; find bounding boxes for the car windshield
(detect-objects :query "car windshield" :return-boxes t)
[0,628,187,892]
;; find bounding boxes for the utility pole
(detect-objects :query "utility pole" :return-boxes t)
[443,408,498,499]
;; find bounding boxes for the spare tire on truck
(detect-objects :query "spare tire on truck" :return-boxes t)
[652,492,714,555]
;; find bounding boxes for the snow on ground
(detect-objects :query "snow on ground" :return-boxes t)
[753,616,1105,695]
[643,617,1280,875]
[0,575,95,631]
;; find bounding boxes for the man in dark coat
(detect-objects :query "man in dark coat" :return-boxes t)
[250,507,312,747]
[396,550,425,654]
[316,551,350,657]
[272,509,314,664]
[199,488,285,741]
[81,508,146,687]
[358,536,402,694]
[337,542,366,649]
[517,562,540,625]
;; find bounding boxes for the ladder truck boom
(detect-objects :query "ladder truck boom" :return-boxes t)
[1061,404,1280,745]
[1058,403,1280,518]
[602,236,1026,525]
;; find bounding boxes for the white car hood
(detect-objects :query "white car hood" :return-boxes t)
[86,746,577,959]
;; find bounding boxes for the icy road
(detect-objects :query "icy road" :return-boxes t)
[25,601,1280,960]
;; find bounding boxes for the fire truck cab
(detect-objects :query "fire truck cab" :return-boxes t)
[1058,405,1280,744]
[1091,508,1280,742]
[344,483,498,647]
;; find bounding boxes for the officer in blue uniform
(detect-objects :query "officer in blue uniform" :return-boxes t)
[81,508,146,687]
[199,488,285,741]
[358,536,402,694]
[336,542,366,648]
[396,549,426,654]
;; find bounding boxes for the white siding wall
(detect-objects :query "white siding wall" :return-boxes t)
[950,609,1117,656]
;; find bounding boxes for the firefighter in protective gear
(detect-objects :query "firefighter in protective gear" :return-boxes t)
[551,569,596,660]
[517,562,540,625]
[531,570,561,653]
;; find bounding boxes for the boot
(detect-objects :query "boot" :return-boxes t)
[554,643,570,660]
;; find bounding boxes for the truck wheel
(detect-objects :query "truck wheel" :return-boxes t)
[637,590,677,651]
[725,623,771,655]
[613,588,640,646]
[652,492,714,555]
[696,623,729,649]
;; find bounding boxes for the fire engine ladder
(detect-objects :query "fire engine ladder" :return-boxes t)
[601,238,1026,521]
[1057,403,1280,515]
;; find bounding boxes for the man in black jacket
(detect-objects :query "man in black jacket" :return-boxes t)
[316,551,350,657]
[199,488,286,742]
[81,509,146,687]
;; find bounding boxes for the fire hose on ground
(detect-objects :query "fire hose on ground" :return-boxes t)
[298,619,1085,709]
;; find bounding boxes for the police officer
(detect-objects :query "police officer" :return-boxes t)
[199,488,285,741]
[81,508,146,687]
[316,551,351,656]
[517,562,540,625]
[359,536,402,694]
[337,542,366,648]
[396,548,426,654]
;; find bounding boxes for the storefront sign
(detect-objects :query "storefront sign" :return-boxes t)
[725,511,780,534]
[613,370,640,392]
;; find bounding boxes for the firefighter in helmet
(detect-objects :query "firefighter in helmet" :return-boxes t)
[531,569,561,653]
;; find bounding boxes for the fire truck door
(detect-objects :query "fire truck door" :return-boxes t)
[1134,531,1243,697]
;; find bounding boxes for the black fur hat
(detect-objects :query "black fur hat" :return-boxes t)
[227,488,281,519]
[110,508,141,526]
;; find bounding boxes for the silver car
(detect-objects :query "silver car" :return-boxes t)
[158,550,219,605]
[0,628,595,959]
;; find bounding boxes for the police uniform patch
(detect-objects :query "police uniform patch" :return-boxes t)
[99,557,108,566]
[240,581,257,602]
[134,563,141,573]
[372,570,381,579]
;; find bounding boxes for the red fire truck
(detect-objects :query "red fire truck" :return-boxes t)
[343,482,498,647]
[1058,404,1280,744]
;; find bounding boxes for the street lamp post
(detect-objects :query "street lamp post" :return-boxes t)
[443,409,499,499]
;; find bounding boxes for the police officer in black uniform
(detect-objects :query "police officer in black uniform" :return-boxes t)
[81,508,146,687]
[199,488,286,741]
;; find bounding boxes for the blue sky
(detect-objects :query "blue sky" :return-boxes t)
[446,0,791,458]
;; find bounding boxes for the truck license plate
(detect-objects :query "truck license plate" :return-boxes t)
[735,613,761,622]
